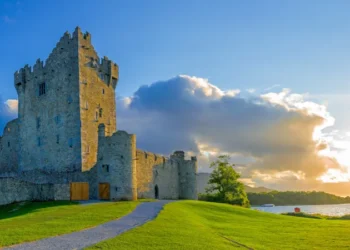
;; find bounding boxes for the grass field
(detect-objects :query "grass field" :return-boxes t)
[0,201,139,247]
[89,201,350,250]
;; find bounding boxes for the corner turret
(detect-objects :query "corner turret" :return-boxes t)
[174,151,198,200]
[171,151,185,160]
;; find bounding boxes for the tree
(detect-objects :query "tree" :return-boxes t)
[206,155,250,207]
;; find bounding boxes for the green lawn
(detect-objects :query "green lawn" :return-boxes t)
[88,201,350,250]
[0,200,139,247]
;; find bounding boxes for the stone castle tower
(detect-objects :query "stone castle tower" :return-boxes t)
[14,27,118,172]
[0,27,198,205]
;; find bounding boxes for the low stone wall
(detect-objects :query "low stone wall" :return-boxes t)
[0,177,70,206]
[136,149,166,199]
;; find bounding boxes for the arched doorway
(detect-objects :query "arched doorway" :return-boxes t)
[154,185,159,199]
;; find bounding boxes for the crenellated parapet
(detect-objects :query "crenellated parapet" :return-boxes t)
[75,27,119,89]
[136,149,166,163]
[99,56,119,89]
[14,27,119,96]
[13,29,77,94]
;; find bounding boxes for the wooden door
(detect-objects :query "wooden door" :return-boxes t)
[70,182,89,201]
[99,183,110,200]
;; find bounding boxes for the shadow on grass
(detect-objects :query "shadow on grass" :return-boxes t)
[0,200,77,220]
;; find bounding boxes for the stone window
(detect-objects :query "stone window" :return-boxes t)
[99,108,103,118]
[36,117,41,129]
[37,137,41,147]
[39,82,46,96]
[8,142,10,147]
[95,111,98,121]
[102,89,105,94]
[102,164,110,173]
[69,138,73,148]
[56,135,60,144]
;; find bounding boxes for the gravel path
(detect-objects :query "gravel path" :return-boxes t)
[6,200,173,250]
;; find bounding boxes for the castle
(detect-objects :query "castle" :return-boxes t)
[0,27,198,205]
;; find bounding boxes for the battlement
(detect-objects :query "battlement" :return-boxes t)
[170,150,197,162]
[76,27,119,89]
[14,27,119,93]
[98,56,119,89]
[136,149,166,163]
[171,151,185,160]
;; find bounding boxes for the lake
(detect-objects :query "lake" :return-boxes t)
[252,203,350,216]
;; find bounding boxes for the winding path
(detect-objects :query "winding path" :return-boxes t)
[6,200,172,250]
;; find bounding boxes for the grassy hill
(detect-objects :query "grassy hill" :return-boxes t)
[0,201,139,247]
[89,201,350,250]
[1,200,349,249]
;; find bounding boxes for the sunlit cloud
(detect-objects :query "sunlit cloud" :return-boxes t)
[5,99,18,113]
[116,75,349,195]
[1,74,349,195]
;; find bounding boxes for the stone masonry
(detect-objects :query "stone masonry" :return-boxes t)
[0,27,198,205]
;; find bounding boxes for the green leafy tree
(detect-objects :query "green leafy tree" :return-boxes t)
[206,155,250,207]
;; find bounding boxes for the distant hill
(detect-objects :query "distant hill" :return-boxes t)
[197,172,274,194]
[244,185,275,193]
[248,191,350,206]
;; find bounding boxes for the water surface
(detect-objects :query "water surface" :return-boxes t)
[253,204,350,216]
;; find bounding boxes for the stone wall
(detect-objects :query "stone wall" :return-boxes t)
[172,152,198,200]
[136,150,198,200]
[77,28,118,171]
[136,149,165,199]
[14,29,82,172]
[97,126,137,200]
[153,159,180,199]
[0,119,19,173]
[0,28,199,205]
[0,177,70,206]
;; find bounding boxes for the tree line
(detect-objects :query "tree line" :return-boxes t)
[199,155,350,207]
[247,191,350,206]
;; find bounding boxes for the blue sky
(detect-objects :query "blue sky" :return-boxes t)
[1,0,350,129]
[1,0,350,193]
[1,0,350,95]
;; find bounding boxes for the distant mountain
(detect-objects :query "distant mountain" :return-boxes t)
[197,172,274,194]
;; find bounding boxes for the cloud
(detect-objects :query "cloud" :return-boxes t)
[5,99,18,113]
[0,97,18,134]
[118,75,348,193]
[246,88,256,93]
[1,75,347,194]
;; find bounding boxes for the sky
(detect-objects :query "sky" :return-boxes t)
[0,0,350,195]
